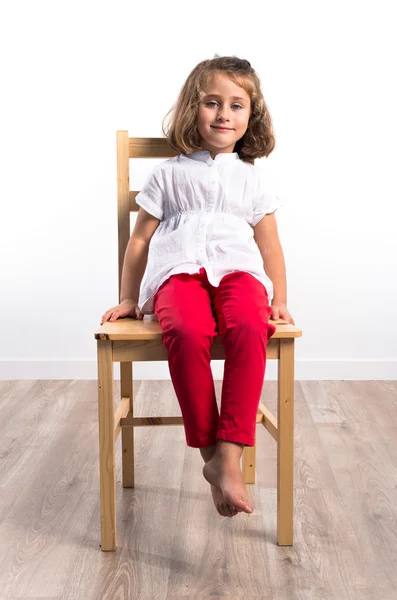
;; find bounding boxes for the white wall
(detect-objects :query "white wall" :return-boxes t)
[1,0,396,380]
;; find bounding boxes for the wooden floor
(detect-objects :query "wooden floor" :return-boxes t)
[0,379,396,599]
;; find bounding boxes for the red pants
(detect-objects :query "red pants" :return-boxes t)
[153,267,276,448]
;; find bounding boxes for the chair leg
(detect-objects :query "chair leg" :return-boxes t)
[242,429,256,484]
[121,362,135,488]
[277,338,294,546]
[97,339,116,551]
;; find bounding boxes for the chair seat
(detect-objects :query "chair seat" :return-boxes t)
[94,316,302,341]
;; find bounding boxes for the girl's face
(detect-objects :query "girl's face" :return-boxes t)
[197,72,251,158]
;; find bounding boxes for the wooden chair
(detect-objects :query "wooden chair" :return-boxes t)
[94,130,302,551]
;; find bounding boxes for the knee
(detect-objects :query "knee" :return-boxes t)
[224,314,271,337]
[163,321,216,344]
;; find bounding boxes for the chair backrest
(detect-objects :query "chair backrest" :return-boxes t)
[116,130,255,303]
[116,131,179,302]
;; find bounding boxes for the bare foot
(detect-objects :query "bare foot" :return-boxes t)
[199,446,238,517]
[203,455,253,515]
[210,484,238,517]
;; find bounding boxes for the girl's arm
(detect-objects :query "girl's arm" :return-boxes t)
[120,208,161,302]
[253,212,287,304]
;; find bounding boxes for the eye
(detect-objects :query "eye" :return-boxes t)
[205,101,243,110]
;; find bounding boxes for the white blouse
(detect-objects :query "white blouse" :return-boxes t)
[135,149,282,315]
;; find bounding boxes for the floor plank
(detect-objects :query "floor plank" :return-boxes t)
[0,379,395,599]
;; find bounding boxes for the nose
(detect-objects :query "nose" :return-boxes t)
[217,105,231,121]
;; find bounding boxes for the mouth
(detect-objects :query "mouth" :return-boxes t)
[211,126,233,131]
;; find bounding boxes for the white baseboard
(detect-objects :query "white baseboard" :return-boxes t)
[0,360,396,380]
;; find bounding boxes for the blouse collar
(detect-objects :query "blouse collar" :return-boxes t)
[184,149,239,166]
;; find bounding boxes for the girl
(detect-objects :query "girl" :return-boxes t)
[101,55,295,519]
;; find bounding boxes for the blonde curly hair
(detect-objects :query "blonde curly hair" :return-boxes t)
[162,55,276,162]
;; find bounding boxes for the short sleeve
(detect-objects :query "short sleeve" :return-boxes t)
[135,166,165,221]
[251,166,282,227]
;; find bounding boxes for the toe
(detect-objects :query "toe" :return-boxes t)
[220,502,228,517]
[226,502,238,517]
[229,505,238,517]
[230,494,250,512]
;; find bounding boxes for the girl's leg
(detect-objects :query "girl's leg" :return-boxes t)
[153,269,219,448]
[211,271,276,447]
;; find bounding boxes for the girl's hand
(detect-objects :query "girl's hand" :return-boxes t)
[270,302,295,325]
[100,299,143,325]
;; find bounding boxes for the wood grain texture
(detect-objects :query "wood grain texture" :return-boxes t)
[0,379,395,598]
[94,317,302,341]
